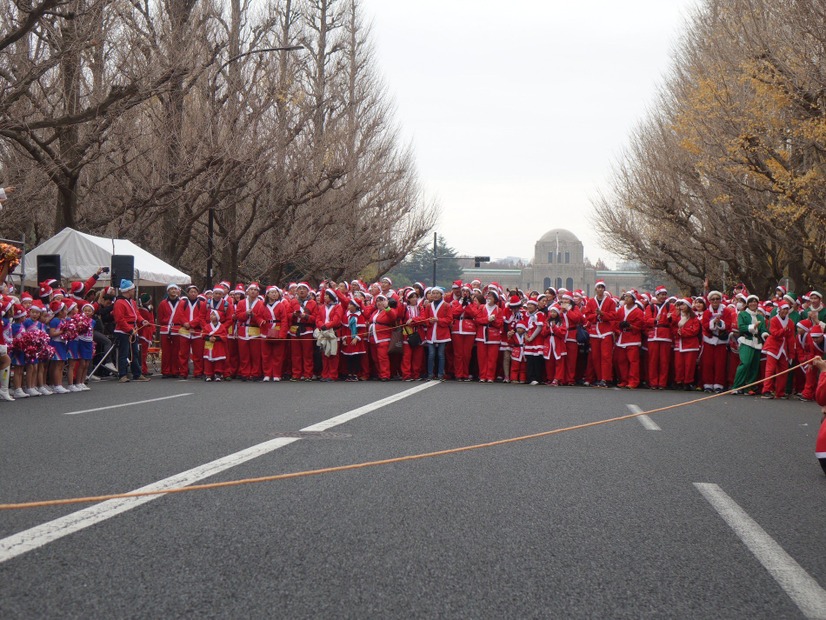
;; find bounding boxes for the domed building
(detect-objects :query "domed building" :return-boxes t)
[460,227,652,296]
[521,228,593,293]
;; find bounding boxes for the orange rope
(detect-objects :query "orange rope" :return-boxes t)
[0,358,818,511]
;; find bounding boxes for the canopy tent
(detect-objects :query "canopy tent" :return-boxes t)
[22,227,191,287]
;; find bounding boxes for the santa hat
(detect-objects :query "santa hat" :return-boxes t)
[810,325,824,337]
[623,290,637,301]
[234,284,245,295]
[406,289,418,300]
[547,287,557,295]
[470,279,482,287]
[707,290,722,300]
[775,285,787,296]
[266,285,281,295]
[655,286,668,295]
[20,292,32,303]
[561,293,574,302]
[119,279,136,292]
[324,289,338,302]
[296,282,311,291]
[39,283,53,298]
[32,300,45,310]
[49,300,65,314]
[746,294,760,303]
[595,279,606,288]
[810,291,823,299]
[246,282,260,292]
[515,321,528,330]
[693,296,707,309]
[375,294,388,302]
[69,281,85,298]
[546,304,560,315]
[185,284,199,292]
[101,286,115,297]
[431,286,445,294]
[451,280,461,289]
[348,297,363,311]
[783,293,797,306]
[28,304,42,314]
[525,298,539,307]
[12,304,26,319]
[778,302,791,310]
[41,278,58,290]
[216,281,231,292]
[166,283,181,292]
[380,276,392,285]
[52,288,66,299]
[81,303,95,313]
[508,294,522,307]
[487,289,500,302]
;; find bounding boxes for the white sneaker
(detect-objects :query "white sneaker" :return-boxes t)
[38,386,53,396]
[12,388,29,399]
[52,385,70,394]
[104,362,118,373]
[67,384,81,392]
[273,377,281,382]
[0,389,15,402]
[78,384,90,391]
[25,388,41,397]
[262,376,271,382]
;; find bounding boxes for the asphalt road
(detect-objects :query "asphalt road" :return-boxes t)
[1,377,825,619]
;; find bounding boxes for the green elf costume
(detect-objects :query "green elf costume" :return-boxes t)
[732,294,768,393]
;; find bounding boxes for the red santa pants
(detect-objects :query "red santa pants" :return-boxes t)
[700,343,727,389]
[674,350,699,385]
[590,335,614,382]
[802,362,823,400]
[321,352,339,380]
[161,333,180,376]
[226,338,239,378]
[762,355,789,396]
[564,341,578,384]
[615,345,640,388]
[238,338,262,379]
[544,355,565,384]
[177,337,204,377]
[291,334,315,379]
[372,341,391,379]
[476,342,499,381]
[401,344,425,380]
[203,358,225,378]
[510,359,526,383]
[451,334,475,379]
[647,340,671,388]
[262,340,286,379]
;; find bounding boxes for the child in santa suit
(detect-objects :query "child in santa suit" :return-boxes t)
[523,298,545,385]
[508,322,528,383]
[761,302,796,399]
[543,305,568,386]
[473,290,504,383]
[615,291,646,389]
[673,298,702,390]
[202,310,228,381]
[341,298,368,382]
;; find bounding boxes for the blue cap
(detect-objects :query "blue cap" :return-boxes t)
[120,279,135,292]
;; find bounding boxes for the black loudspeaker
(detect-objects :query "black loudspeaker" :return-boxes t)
[111,255,135,287]
[37,254,61,284]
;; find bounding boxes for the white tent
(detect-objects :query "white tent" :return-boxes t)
[22,227,191,287]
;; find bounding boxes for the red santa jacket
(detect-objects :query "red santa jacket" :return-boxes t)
[645,301,674,342]
[316,301,344,331]
[763,314,796,360]
[172,297,206,340]
[524,309,546,356]
[673,313,701,352]
[138,308,155,344]
[157,297,182,336]
[615,303,646,347]
[451,299,478,335]
[202,317,228,361]
[341,310,368,355]
[423,298,453,343]
[584,293,617,339]
[234,296,268,340]
[701,303,736,346]
[113,296,142,335]
[290,296,318,337]
[474,303,505,344]
[262,299,290,340]
[367,303,397,344]
[561,305,582,344]
[401,301,428,343]
[543,311,568,360]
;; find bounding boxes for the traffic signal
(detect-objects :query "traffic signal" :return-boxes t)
[474,256,490,268]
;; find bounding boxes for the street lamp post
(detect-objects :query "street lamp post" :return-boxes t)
[205,45,304,288]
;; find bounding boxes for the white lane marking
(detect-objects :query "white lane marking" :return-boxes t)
[627,404,661,431]
[1,383,435,564]
[63,393,194,415]
[695,483,826,619]
[301,380,440,432]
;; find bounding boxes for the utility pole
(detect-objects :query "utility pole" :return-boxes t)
[432,232,437,287]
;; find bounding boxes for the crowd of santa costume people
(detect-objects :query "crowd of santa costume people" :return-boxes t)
[1,269,824,409]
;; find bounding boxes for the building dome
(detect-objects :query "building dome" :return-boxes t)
[538,228,580,244]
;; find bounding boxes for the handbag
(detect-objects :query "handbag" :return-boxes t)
[407,331,422,347]
[389,327,403,353]
[576,324,590,345]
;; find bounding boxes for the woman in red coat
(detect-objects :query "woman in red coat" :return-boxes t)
[234,283,268,380]
[367,294,397,381]
[450,286,478,381]
[423,287,453,380]
[400,290,428,381]
[584,280,617,387]
[261,286,290,382]
[673,298,702,390]
[474,290,505,383]
[289,283,318,381]
[761,302,796,399]
[315,289,344,381]
[614,292,646,389]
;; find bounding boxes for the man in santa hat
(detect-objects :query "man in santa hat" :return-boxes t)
[700,290,736,393]
[113,279,151,383]
[173,284,206,379]
[290,283,318,381]
[235,282,267,380]
[761,302,797,399]
[157,283,182,378]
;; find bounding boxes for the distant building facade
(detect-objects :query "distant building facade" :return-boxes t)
[461,228,651,295]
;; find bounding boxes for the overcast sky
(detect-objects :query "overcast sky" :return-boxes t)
[360,0,701,266]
